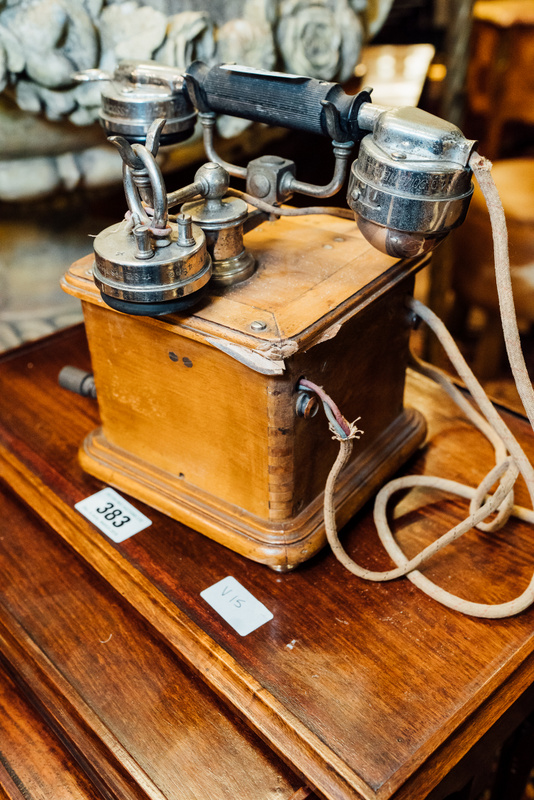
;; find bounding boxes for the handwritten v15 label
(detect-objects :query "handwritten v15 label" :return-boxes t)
[200,576,273,636]
[75,487,152,543]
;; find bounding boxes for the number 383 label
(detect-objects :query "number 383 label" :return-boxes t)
[75,488,152,542]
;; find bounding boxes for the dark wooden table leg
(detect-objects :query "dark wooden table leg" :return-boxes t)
[488,713,534,800]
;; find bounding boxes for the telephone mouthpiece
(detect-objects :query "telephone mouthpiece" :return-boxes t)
[347,106,476,258]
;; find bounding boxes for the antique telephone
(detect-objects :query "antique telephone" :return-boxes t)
[61,60,534,618]
[75,59,474,309]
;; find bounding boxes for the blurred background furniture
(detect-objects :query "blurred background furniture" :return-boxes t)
[450,158,534,380]
[443,2,534,386]
[465,0,534,159]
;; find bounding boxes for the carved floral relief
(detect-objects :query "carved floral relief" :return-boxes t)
[0,0,393,199]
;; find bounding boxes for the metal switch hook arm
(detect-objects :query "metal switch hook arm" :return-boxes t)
[110,121,210,213]
[109,116,166,163]
[110,132,169,233]
[282,140,355,199]
[196,106,354,203]
[186,71,356,201]
[198,112,247,181]
[182,73,247,180]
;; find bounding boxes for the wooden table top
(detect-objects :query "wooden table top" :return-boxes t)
[0,325,533,800]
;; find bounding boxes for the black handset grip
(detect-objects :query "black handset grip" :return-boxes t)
[186,61,367,142]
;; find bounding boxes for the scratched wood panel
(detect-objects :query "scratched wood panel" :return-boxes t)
[0,482,309,800]
[62,217,401,351]
[0,665,102,800]
[0,328,534,800]
[82,302,272,520]
[63,218,425,569]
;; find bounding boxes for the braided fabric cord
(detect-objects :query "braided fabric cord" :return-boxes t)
[322,153,534,618]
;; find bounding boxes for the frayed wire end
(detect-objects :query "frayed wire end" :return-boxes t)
[330,417,364,442]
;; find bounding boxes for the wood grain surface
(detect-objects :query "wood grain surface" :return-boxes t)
[0,326,533,800]
[61,216,410,352]
[75,276,425,568]
[0,664,101,800]
[61,217,427,568]
[0,483,310,800]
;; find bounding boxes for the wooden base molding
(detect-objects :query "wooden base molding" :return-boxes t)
[63,215,428,566]
[80,408,426,570]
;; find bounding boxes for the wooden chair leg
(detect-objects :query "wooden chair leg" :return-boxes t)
[487,714,534,800]
[442,780,477,800]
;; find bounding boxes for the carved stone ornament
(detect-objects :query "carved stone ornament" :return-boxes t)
[0,0,394,200]
[277,0,364,82]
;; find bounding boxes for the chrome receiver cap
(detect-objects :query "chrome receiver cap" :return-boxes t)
[75,61,197,145]
[93,121,211,316]
[348,106,476,259]
[93,216,211,316]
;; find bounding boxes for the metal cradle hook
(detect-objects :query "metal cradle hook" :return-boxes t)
[110,119,169,233]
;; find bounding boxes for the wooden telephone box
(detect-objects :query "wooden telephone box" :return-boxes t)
[63,213,426,570]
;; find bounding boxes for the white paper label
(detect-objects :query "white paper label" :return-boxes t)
[200,576,273,636]
[75,488,152,543]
